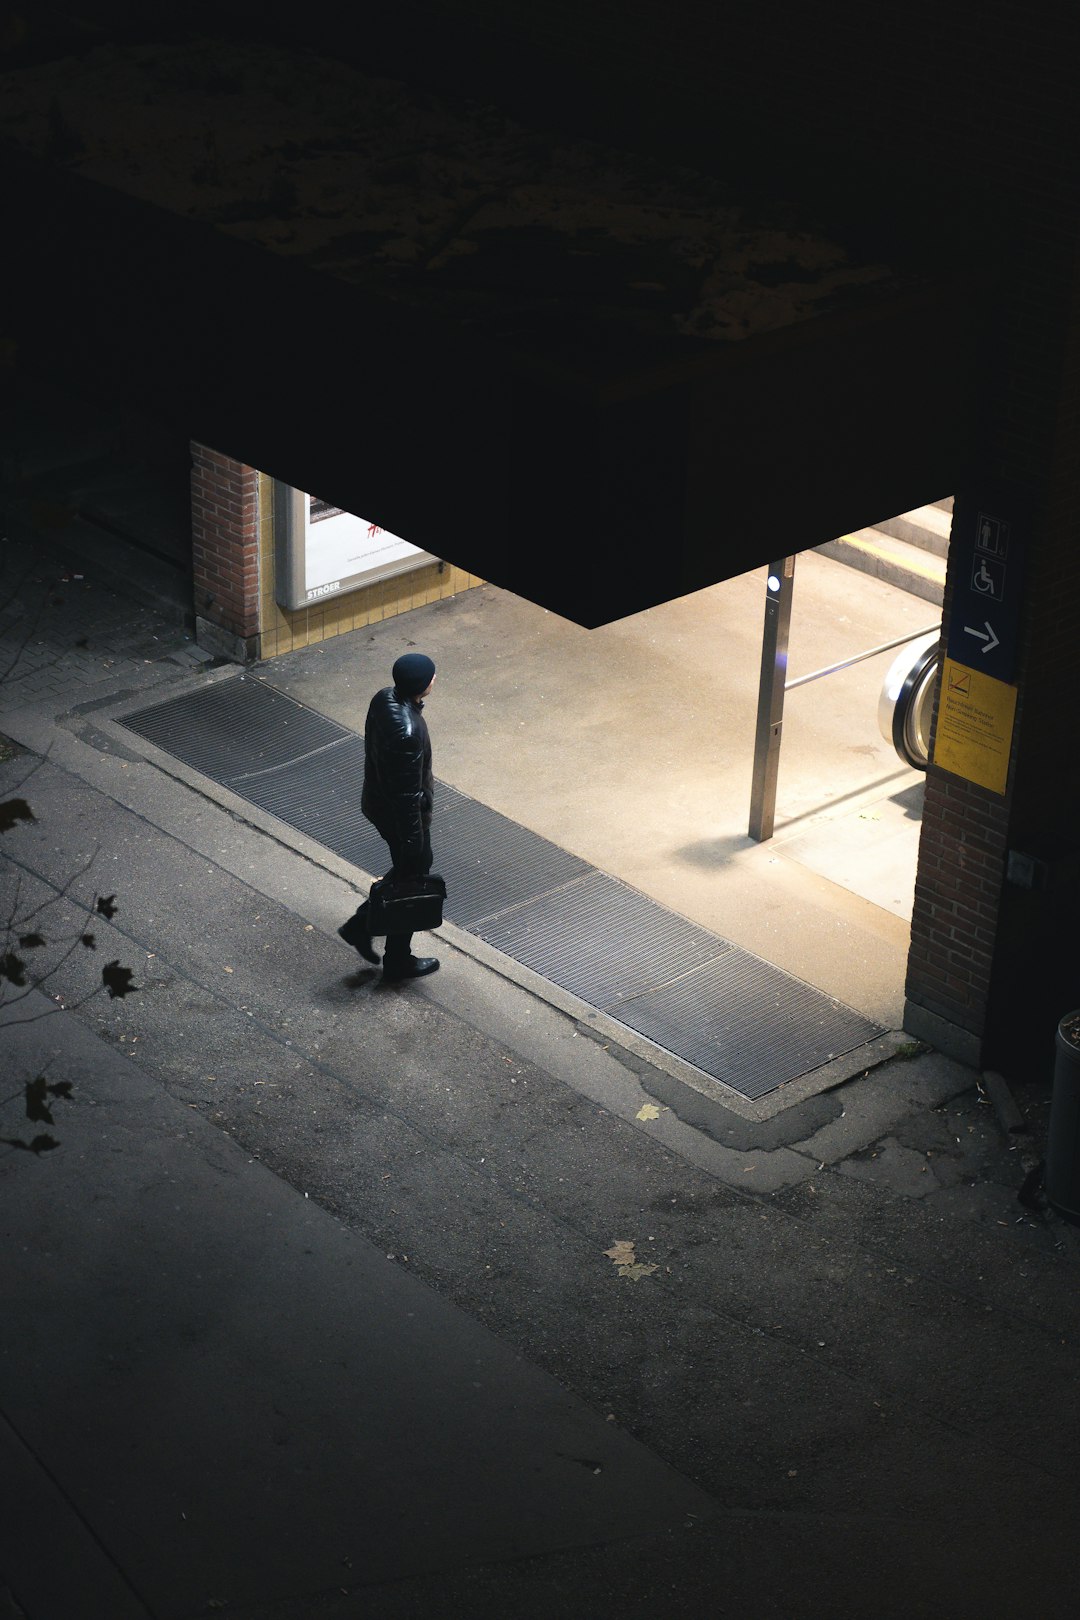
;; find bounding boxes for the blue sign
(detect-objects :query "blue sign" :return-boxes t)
[945,494,1025,682]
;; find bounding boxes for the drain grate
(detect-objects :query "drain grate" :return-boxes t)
[118,675,885,1098]
[238,739,388,873]
[121,676,347,780]
[611,952,881,1101]
[475,869,730,1007]
[433,791,592,929]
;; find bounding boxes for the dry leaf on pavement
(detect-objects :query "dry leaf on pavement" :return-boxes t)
[603,1239,659,1281]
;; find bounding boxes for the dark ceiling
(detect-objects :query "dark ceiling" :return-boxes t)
[1,15,980,625]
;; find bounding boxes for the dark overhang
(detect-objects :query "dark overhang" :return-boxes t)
[1,38,977,625]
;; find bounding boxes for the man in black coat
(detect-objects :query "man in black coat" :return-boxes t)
[338,652,440,980]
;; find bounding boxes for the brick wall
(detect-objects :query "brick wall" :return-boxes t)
[907,770,1011,1060]
[190,443,261,660]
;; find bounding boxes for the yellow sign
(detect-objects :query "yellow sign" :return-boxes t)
[933,656,1017,794]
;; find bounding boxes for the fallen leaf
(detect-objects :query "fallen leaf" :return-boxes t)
[603,1240,659,1281]
[636,1103,662,1122]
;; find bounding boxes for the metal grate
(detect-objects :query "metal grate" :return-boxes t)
[238,739,389,873]
[118,675,885,1097]
[611,951,883,1100]
[120,676,348,780]
[433,791,592,929]
[475,869,730,1007]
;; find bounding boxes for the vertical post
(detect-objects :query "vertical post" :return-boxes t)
[748,556,795,842]
[273,479,308,610]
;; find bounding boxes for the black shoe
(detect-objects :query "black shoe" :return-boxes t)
[382,955,439,982]
[337,918,380,964]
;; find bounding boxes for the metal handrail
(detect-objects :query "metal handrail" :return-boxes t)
[784,624,939,691]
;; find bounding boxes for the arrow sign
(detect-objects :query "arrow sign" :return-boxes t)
[946,498,1023,681]
[964,621,1000,655]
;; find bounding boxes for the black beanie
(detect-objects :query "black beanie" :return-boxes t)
[392,652,436,696]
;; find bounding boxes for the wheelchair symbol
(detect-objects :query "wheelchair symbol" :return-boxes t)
[971,556,1004,600]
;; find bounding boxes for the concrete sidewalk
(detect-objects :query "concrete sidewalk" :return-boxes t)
[2,996,712,1620]
[4,527,1080,1620]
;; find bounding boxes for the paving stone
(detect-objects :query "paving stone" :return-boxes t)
[0,533,195,713]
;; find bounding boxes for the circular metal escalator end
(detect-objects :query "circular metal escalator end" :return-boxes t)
[877,630,941,769]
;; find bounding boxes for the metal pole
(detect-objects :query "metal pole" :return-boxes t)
[748,557,795,842]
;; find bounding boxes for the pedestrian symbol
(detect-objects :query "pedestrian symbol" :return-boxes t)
[976,514,1009,558]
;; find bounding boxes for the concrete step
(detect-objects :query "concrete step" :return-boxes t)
[873,501,953,557]
[815,525,946,606]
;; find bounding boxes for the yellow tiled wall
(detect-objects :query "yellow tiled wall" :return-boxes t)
[255,473,483,659]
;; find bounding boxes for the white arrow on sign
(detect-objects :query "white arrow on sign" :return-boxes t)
[964,620,1000,655]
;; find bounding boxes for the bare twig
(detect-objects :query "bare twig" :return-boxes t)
[0,903,106,1012]
[1,750,51,802]
[7,845,101,933]
[0,978,115,1026]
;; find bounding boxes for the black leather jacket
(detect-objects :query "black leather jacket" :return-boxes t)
[361,686,433,867]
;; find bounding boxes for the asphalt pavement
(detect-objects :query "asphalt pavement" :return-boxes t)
[3,524,1080,1620]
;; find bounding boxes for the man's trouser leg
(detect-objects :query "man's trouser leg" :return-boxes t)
[376,827,433,970]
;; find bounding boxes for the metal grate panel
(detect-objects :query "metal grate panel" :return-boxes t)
[238,738,390,873]
[120,675,347,781]
[611,951,883,1098]
[475,869,729,1007]
[434,792,592,928]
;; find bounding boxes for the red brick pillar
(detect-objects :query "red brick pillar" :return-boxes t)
[905,268,1080,1077]
[190,443,261,661]
[904,611,1012,1066]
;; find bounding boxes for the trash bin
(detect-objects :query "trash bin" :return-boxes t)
[1046,1011,1080,1225]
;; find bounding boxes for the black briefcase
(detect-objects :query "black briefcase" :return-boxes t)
[367,873,447,934]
